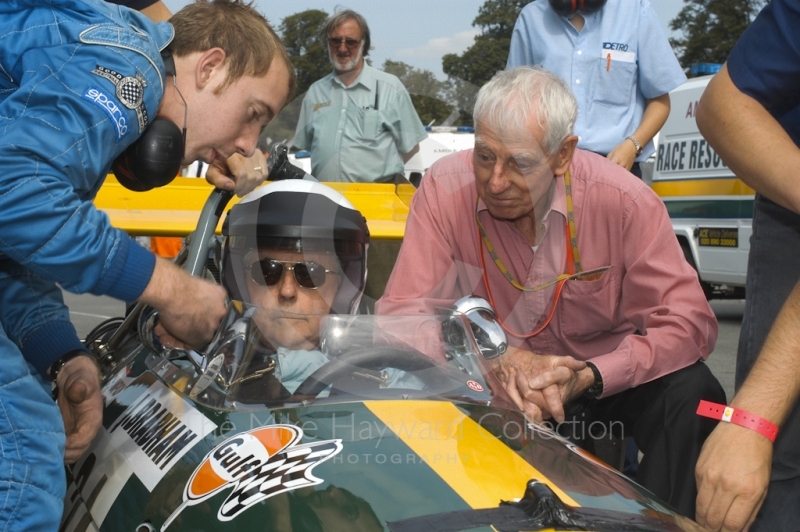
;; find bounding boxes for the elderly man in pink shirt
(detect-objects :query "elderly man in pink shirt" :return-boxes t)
[376,66,725,518]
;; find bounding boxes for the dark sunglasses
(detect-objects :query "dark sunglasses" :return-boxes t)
[250,259,338,289]
[328,37,362,49]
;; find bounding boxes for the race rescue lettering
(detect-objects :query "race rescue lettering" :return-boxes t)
[161,425,342,531]
[83,86,128,141]
[107,381,217,491]
[656,139,728,173]
[313,100,332,112]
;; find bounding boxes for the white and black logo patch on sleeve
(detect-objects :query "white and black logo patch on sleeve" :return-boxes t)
[92,65,149,134]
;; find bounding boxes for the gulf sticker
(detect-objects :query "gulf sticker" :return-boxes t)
[161,425,342,531]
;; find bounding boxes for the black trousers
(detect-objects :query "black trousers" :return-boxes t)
[555,361,726,518]
[630,161,642,179]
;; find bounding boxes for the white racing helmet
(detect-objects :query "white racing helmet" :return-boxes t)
[221,180,370,314]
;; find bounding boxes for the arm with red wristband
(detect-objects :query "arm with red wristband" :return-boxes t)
[694,277,800,531]
[696,401,779,443]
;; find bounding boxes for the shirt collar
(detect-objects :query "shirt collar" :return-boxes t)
[331,63,373,89]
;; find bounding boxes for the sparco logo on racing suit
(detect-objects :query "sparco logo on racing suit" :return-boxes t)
[83,86,129,141]
[161,425,343,530]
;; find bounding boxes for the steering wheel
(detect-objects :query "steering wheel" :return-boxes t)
[292,347,453,398]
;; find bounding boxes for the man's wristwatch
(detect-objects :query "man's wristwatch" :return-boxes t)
[583,362,604,399]
[48,350,93,400]
[48,350,90,382]
[626,135,643,157]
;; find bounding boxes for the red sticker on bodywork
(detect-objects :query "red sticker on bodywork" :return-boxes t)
[467,380,484,392]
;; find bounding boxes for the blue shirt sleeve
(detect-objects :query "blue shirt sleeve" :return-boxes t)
[635,0,687,99]
[727,0,800,143]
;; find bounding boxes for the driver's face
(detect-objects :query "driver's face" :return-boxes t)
[246,249,341,350]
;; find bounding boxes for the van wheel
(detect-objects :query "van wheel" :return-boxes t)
[680,241,714,300]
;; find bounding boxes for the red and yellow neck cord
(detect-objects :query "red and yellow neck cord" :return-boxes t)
[476,170,582,339]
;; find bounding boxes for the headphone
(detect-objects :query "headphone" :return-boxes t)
[548,0,607,17]
[112,50,186,192]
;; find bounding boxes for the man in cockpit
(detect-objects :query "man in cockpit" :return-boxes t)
[218,179,427,400]
[219,179,370,397]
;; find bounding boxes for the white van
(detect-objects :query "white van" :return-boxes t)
[651,75,754,299]
[288,126,475,186]
[403,126,475,185]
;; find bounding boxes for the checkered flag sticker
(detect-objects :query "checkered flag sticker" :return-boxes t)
[161,425,343,531]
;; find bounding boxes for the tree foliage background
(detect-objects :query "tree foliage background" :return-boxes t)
[382,60,455,127]
[442,0,528,87]
[261,9,330,145]
[669,0,767,76]
[441,0,529,125]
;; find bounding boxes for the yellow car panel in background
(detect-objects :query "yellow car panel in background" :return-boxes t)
[93,175,410,240]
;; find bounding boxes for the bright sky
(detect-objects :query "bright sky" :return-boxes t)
[163,0,685,79]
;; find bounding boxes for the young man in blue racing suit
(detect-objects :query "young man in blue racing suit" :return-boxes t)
[0,1,294,529]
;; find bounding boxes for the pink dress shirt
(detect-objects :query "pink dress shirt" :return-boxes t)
[376,148,718,397]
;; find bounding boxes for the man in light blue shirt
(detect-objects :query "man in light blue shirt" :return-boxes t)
[293,10,427,183]
[507,0,685,178]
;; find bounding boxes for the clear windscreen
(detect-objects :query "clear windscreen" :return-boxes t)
[144,304,515,412]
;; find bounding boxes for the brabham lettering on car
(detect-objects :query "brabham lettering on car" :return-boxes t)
[107,380,218,491]
[161,425,343,530]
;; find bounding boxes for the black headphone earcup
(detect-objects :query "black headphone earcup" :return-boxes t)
[112,117,184,192]
[548,0,607,16]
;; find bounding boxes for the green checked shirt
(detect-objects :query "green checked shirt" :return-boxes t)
[293,64,427,183]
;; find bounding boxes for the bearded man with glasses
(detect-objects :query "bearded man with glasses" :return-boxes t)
[292,9,427,183]
[376,66,726,519]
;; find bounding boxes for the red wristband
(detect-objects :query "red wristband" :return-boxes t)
[696,400,778,443]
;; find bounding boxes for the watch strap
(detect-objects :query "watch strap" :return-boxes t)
[696,400,778,443]
[626,135,643,156]
[583,361,603,399]
[48,350,90,382]
[48,350,93,400]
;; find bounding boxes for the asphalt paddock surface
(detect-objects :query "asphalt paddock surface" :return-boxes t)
[63,291,743,400]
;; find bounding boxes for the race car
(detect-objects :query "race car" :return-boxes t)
[72,177,703,532]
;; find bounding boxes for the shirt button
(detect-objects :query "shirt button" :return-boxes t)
[575,79,581,84]
[577,50,582,55]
